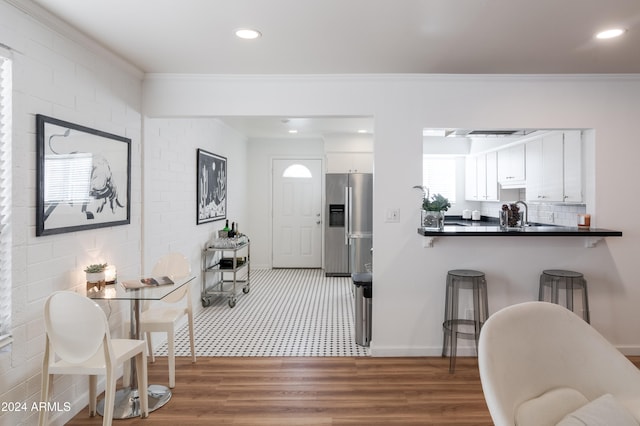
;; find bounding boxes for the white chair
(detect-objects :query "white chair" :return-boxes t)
[40,291,148,426]
[139,252,196,388]
[478,301,640,426]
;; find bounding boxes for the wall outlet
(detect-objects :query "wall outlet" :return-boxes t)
[546,212,555,223]
[385,208,400,223]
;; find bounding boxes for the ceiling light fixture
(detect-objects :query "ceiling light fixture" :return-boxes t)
[595,28,626,39]
[288,129,298,134]
[235,28,262,40]
[357,129,368,134]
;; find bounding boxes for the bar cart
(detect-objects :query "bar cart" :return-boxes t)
[201,236,250,308]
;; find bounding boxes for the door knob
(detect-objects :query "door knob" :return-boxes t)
[316,221,321,225]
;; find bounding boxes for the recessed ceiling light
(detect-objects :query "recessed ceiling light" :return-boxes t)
[595,28,626,39]
[288,129,298,134]
[357,129,368,134]
[235,28,261,40]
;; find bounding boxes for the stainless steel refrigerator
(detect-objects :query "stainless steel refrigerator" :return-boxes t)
[325,173,373,276]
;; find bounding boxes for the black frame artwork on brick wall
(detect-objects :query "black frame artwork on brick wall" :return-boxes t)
[197,148,227,224]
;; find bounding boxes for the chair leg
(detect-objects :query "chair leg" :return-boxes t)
[122,358,131,387]
[89,375,97,416]
[146,331,155,363]
[188,313,196,363]
[102,369,117,426]
[136,351,149,418]
[450,325,457,373]
[442,324,449,357]
[38,370,52,426]
[566,278,575,313]
[582,278,590,324]
[168,329,176,388]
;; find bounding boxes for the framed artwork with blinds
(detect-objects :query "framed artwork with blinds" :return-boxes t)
[35,114,131,236]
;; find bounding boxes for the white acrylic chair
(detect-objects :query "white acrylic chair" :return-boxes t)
[39,291,148,426]
[478,301,640,426]
[139,252,196,388]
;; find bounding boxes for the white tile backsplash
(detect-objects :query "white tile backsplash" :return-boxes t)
[481,200,586,226]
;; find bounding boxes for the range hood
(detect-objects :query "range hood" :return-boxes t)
[447,129,536,138]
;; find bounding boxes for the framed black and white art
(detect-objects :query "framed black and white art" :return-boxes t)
[197,148,227,224]
[36,114,131,236]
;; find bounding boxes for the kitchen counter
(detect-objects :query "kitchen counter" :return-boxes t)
[417,216,622,247]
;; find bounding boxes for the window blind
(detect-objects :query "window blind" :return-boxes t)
[0,55,13,349]
[422,156,457,203]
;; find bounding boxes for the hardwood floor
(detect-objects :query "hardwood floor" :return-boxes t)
[66,356,493,425]
[67,356,640,425]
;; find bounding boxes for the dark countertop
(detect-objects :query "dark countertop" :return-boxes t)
[417,217,622,237]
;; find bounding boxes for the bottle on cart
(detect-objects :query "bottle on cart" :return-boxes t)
[228,222,236,238]
[223,219,230,235]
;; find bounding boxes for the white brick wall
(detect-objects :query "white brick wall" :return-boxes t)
[1,1,143,425]
[142,117,248,315]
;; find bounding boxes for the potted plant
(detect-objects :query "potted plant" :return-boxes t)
[419,189,451,230]
[85,263,107,290]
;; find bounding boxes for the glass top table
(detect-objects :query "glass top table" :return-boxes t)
[88,275,195,419]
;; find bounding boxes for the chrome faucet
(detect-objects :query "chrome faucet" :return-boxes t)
[515,201,528,226]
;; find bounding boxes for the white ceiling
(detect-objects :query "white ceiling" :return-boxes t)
[28,0,640,74]
[25,0,640,138]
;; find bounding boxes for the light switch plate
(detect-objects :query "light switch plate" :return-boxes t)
[385,208,400,223]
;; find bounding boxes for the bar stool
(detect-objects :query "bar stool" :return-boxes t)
[538,269,590,323]
[442,269,489,373]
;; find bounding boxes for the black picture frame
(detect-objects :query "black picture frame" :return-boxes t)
[36,114,131,236]
[197,148,227,224]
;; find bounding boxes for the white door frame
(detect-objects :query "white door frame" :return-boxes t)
[270,156,324,268]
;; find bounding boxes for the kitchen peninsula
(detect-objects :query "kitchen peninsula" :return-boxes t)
[417,217,622,247]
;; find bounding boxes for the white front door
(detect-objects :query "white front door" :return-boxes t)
[272,159,322,268]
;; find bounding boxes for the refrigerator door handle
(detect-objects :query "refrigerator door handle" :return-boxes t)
[344,186,350,245]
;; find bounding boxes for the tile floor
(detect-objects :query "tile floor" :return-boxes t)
[155,268,370,357]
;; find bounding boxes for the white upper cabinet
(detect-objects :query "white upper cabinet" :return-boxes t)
[326,152,373,173]
[563,130,582,203]
[525,131,582,203]
[525,138,543,201]
[485,151,499,201]
[497,144,525,186]
[466,152,498,201]
[465,155,478,201]
[541,132,564,202]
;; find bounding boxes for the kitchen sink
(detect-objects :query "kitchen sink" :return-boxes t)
[444,221,472,226]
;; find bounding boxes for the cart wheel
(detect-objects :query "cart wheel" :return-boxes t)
[202,297,212,308]
[228,298,237,308]
[242,286,250,294]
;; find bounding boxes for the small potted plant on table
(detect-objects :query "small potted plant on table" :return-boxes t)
[85,263,108,291]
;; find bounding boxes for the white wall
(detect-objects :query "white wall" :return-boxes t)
[1,1,143,425]
[144,74,640,357]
